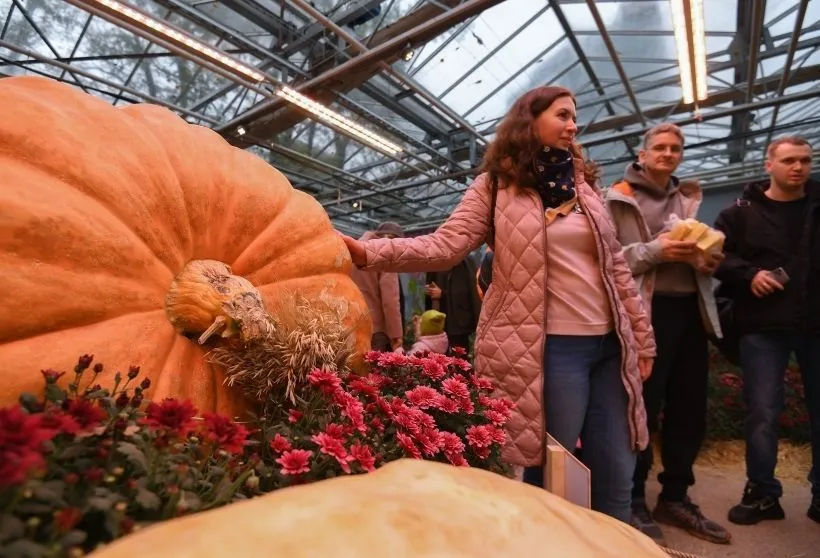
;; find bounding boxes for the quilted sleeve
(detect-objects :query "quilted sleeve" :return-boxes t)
[604,228,657,358]
[361,175,492,273]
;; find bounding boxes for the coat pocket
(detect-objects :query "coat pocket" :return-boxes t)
[475,283,506,344]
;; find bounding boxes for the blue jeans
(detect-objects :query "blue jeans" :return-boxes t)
[739,332,820,498]
[522,332,637,523]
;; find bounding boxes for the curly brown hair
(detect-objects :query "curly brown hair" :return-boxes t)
[480,85,585,190]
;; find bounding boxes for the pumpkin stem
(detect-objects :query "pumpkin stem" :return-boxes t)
[199,315,228,345]
[165,260,358,403]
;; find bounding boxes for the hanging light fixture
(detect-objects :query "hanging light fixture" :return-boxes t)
[670,0,708,104]
[64,0,403,155]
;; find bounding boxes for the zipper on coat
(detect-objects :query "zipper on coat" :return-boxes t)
[579,193,642,451]
[538,192,549,466]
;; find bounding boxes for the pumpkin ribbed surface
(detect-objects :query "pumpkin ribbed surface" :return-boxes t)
[0,76,371,417]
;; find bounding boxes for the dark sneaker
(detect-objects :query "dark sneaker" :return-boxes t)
[809,495,820,524]
[630,499,666,546]
[727,484,785,525]
[654,497,732,544]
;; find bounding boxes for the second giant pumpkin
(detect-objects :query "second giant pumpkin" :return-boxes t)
[0,76,371,417]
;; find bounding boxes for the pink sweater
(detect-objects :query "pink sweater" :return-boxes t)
[545,211,614,335]
[406,332,449,355]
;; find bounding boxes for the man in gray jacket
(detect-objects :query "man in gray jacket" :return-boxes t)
[606,124,730,545]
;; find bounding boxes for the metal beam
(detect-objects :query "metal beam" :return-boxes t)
[729,0,765,162]
[10,0,91,95]
[765,0,810,147]
[542,34,820,134]
[326,167,478,209]
[0,39,218,124]
[583,84,820,148]
[217,0,506,142]
[582,63,820,136]
[285,0,486,148]
[431,58,820,169]
[217,0,299,41]
[585,0,646,126]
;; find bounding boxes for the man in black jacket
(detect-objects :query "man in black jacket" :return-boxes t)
[714,136,819,526]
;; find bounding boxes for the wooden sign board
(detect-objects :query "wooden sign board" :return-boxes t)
[543,434,591,509]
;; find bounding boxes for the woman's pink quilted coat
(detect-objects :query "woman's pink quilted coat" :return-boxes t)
[361,163,655,466]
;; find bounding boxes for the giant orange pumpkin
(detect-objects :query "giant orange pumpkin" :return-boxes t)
[0,76,371,418]
[92,459,668,557]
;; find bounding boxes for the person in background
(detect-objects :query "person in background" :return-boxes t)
[424,257,481,353]
[349,222,405,352]
[401,310,449,355]
[713,136,820,526]
[340,85,656,523]
[476,248,494,300]
[605,123,730,545]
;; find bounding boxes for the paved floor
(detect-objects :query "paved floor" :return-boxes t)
[646,465,816,558]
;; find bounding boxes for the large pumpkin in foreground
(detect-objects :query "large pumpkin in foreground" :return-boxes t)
[92,460,667,558]
[0,76,371,417]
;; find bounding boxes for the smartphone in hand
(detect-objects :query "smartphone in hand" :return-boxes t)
[769,267,790,285]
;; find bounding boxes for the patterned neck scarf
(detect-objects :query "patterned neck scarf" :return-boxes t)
[533,146,576,209]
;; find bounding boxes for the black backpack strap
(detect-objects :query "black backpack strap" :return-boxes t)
[488,174,498,246]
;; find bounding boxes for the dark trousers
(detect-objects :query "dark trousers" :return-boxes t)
[633,294,708,502]
[448,333,471,353]
[739,332,820,498]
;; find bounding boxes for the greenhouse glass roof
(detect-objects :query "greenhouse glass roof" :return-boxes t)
[1,0,818,234]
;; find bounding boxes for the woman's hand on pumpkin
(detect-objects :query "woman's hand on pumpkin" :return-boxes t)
[340,234,367,267]
[638,358,653,381]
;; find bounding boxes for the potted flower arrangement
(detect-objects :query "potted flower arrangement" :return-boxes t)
[1,349,512,557]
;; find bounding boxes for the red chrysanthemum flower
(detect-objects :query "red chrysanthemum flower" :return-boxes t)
[0,448,44,487]
[375,352,411,368]
[311,432,353,473]
[488,426,507,445]
[276,449,313,475]
[439,432,468,466]
[484,410,508,426]
[307,368,342,394]
[374,397,394,418]
[458,397,475,415]
[0,407,58,456]
[473,444,491,460]
[405,386,441,409]
[349,442,377,472]
[416,430,443,457]
[396,432,421,459]
[54,508,83,533]
[39,410,81,435]
[437,396,459,414]
[288,409,303,423]
[140,399,197,436]
[369,416,385,433]
[347,378,379,399]
[466,425,493,449]
[65,398,108,429]
[470,374,495,392]
[441,377,470,399]
[269,433,292,454]
[420,360,446,381]
[333,390,367,433]
[201,413,250,454]
[324,423,346,439]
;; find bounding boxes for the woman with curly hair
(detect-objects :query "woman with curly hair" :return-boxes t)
[341,86,655,523]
